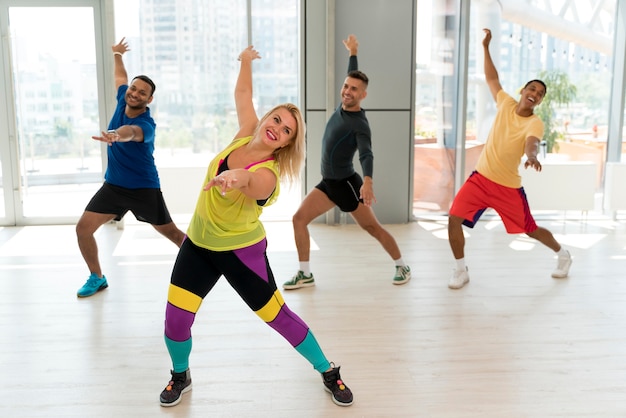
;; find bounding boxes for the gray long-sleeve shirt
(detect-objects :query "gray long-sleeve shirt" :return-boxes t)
[320,56,374,180]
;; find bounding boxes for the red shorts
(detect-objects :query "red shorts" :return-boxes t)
[449,171,537,234]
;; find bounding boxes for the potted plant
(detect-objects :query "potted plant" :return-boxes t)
[533,70,577,153]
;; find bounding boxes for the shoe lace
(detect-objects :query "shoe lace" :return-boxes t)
[325,371,347,392]
[324,364,340,383]
[453,267,468,278]
[165,373,187,392]
[84,276,101,288]
[395,266,407,277]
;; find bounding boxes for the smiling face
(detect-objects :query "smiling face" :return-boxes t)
[519,80,546,113]
[258,107,297,150]
[341,76,368,111]
[125,78,154,110]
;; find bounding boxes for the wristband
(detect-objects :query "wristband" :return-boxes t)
[113,51,123,56]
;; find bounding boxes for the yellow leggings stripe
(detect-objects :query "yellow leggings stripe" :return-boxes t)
[255,290,285,322]
[167,284,203,313]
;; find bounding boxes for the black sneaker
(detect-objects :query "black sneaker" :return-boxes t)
[159,369,192,407]
[322,364,353,406]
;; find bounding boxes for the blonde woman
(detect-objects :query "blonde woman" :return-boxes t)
[159,46,353,408]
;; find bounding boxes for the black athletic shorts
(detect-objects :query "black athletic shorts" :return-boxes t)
[315,172,364,212]
[84,182,173,225]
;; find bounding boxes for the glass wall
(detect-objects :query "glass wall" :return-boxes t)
[474,0,615,219]
[412,0,463,214]
[2,0,624,225]
[113,0,301,222]
[3,5,102,222]
[414,0,619,219]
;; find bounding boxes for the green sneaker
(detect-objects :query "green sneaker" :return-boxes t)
[283,271,315,290]
[392,265,411,285]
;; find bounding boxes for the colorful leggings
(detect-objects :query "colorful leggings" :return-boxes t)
[164,238,331,374]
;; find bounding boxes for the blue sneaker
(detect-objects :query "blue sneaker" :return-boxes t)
[77,273,108,297]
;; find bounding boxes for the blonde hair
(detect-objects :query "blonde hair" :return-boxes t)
[255,103,306,184]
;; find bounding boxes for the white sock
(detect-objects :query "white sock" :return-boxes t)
[455,258,466,271]
[299,262,311,276]
[393,257,406,267]
[557,248,568,258]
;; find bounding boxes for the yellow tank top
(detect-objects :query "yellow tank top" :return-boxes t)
[187,136,280,251]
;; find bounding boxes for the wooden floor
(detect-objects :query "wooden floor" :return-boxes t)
[1,216,626,417]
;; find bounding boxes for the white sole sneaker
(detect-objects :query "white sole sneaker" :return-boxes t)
[448,268,470,289]
[552,251,572,278]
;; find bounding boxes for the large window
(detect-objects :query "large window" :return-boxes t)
[414,0,619,219]
[412,0,466,214]
[0,0,301,226]
[113,0,301,222]
[471,0,616,219]
[0,4,102,225]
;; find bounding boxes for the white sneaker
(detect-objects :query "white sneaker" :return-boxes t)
[552,250,572,278]
[448,267,469,289]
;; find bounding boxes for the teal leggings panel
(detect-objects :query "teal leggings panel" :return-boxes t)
[165,335,192,373]
[294,330,330,373]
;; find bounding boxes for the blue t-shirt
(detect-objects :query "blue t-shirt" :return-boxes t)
[104,85,160,189]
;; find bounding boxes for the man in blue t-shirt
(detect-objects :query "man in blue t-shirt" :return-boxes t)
[75,37,185,298]
[283,34,411,290]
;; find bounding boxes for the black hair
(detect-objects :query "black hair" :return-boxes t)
[524,79,547,94]
[132,75,156,96]
[347,70,369,87]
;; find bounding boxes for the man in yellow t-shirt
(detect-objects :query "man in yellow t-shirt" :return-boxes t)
[446,28,572,290]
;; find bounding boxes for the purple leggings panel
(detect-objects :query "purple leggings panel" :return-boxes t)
[266,300,310,347]
[233,242,269,282]
[165,302,195,342]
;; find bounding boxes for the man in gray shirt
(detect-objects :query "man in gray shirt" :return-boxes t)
[283,34,411,290]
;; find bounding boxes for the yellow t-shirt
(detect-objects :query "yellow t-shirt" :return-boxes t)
[187,136,280,251]
[474,90,544,188]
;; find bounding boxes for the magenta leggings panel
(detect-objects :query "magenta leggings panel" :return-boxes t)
[267,302,310,347]
[165,302,195,342]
